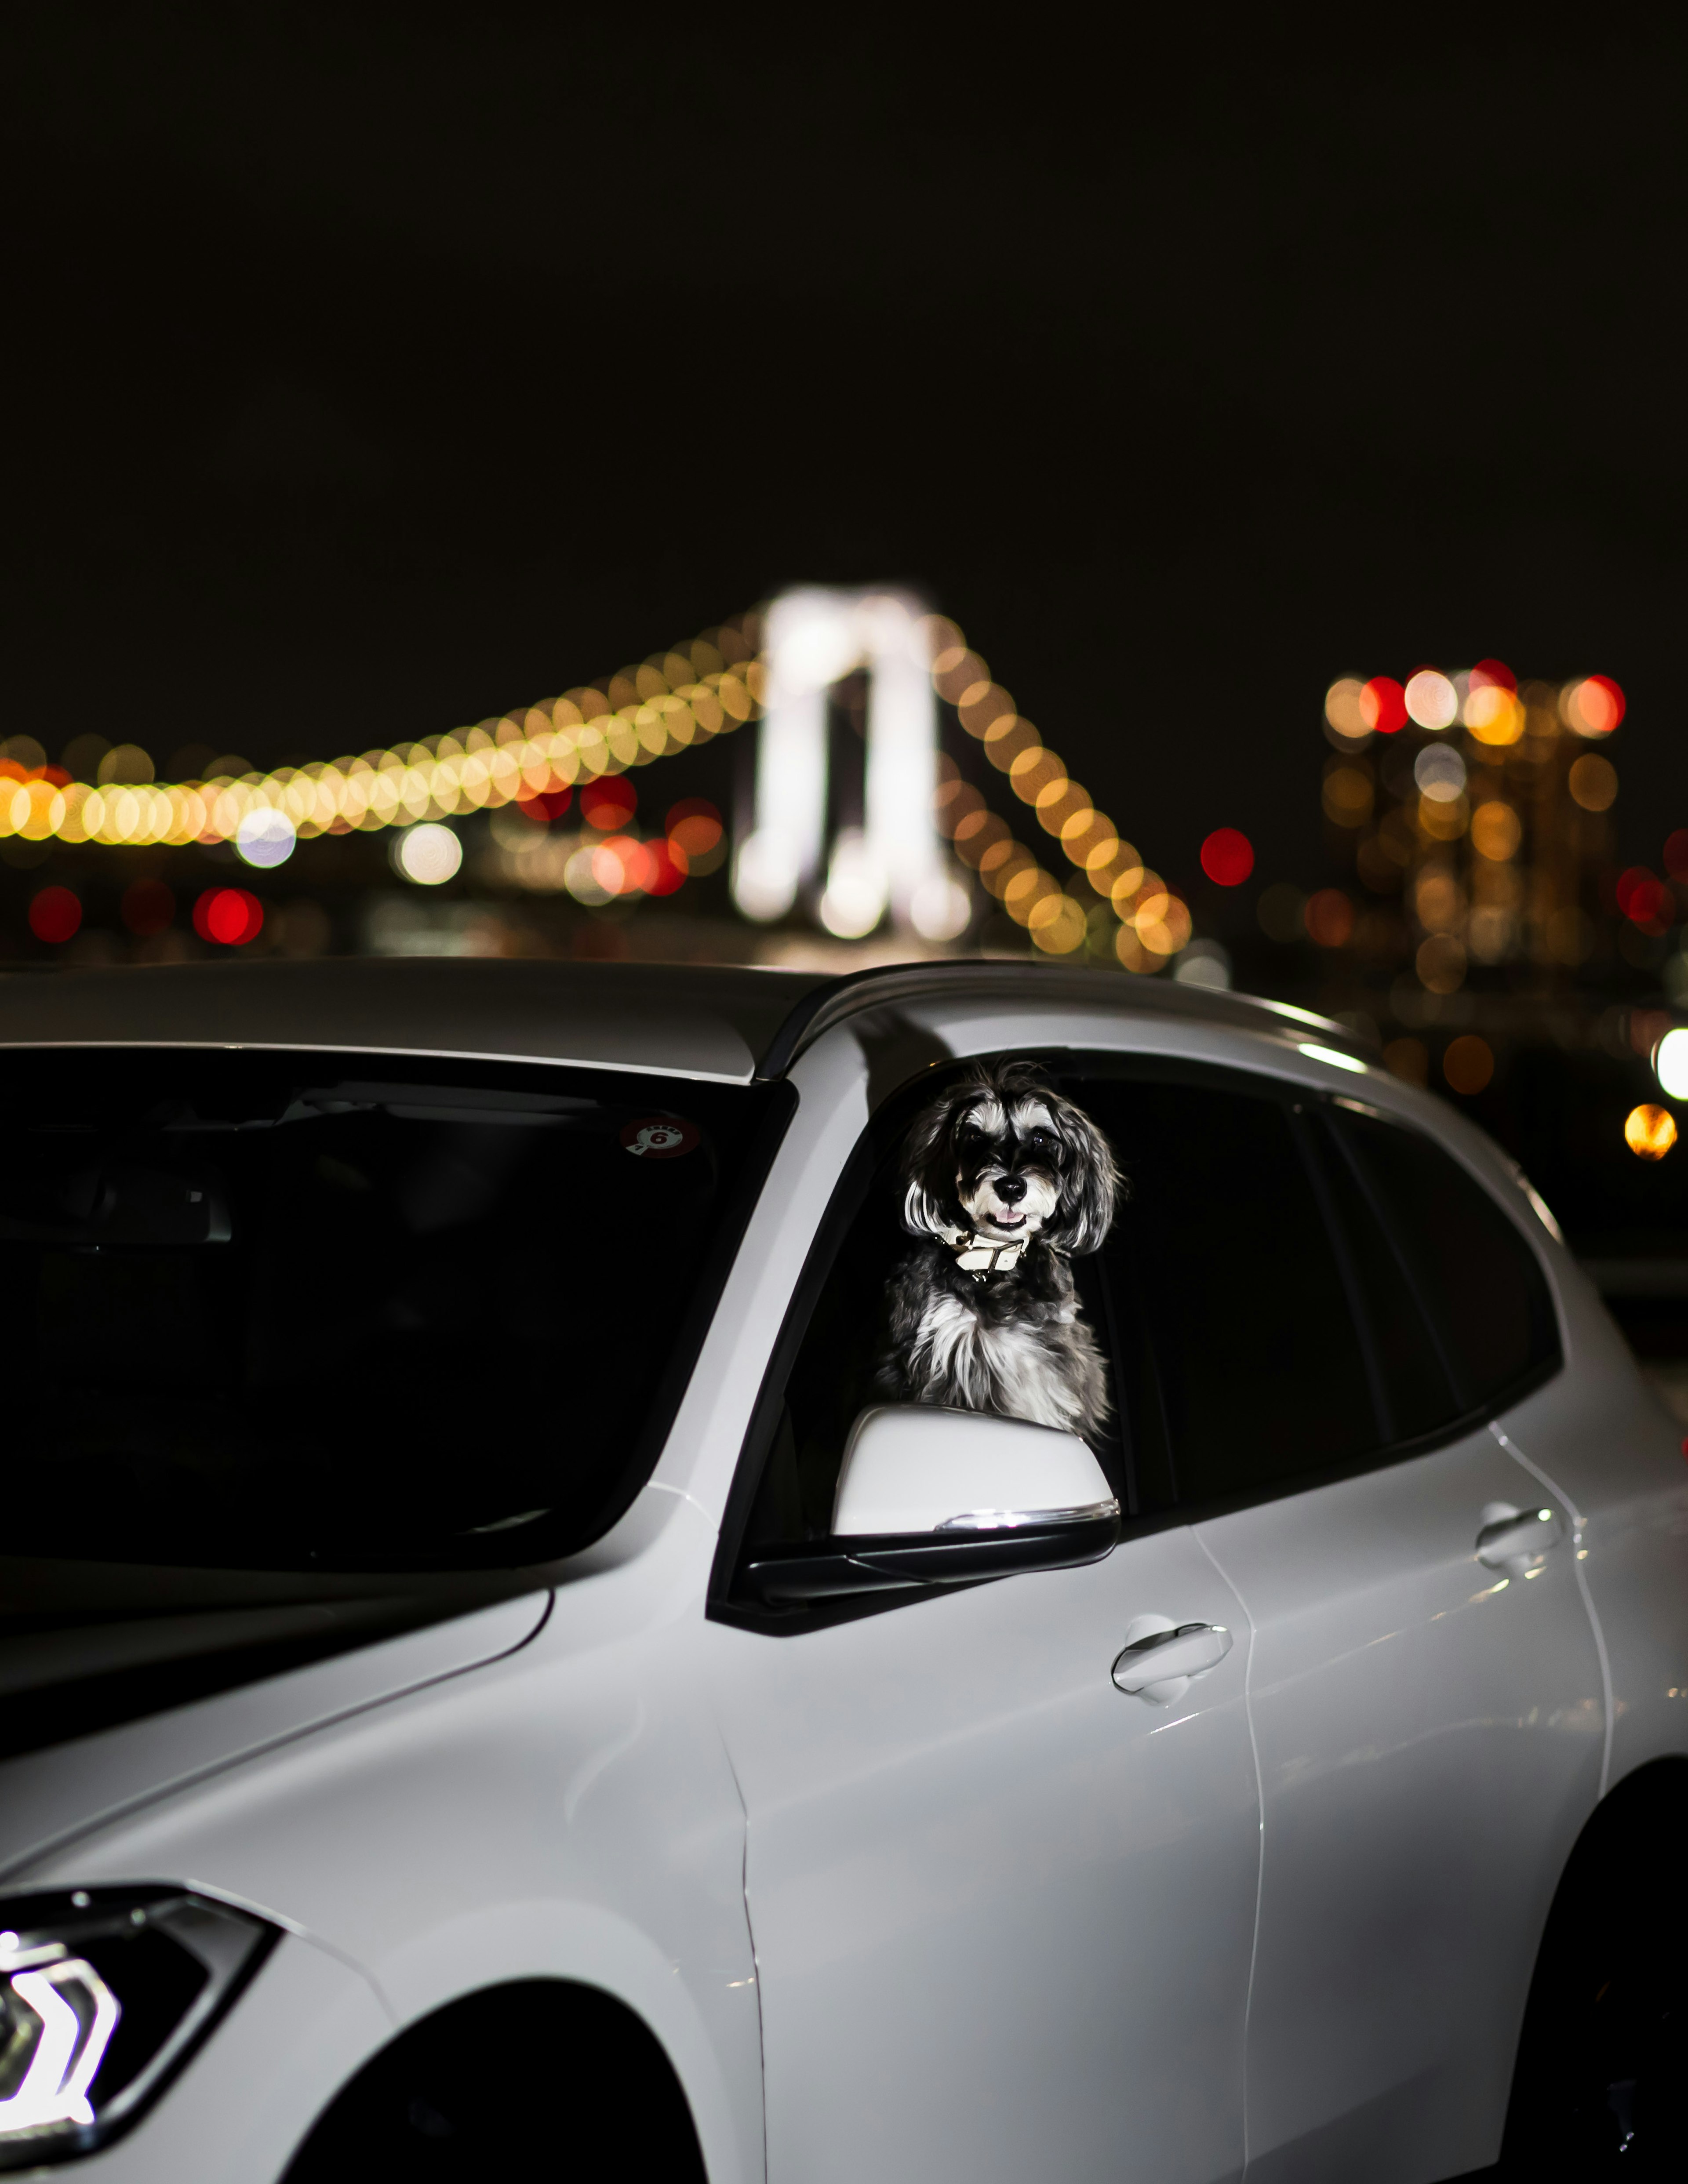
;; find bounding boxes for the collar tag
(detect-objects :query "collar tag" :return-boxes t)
[950,1234,1027,1278]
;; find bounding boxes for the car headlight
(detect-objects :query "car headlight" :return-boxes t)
[0,1886,275,2168]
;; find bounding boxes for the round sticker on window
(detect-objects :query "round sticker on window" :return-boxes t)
[620,1116,700,1160]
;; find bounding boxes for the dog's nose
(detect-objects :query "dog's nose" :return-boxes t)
[996,1174,1028,1204]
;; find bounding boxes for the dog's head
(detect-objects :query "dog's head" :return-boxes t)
[899,1061,1119,1255]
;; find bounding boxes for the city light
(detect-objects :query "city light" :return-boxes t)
[27,886,80,943]
[235,808,296,869]
[1656,1029,1688,1101]
[1199,828,1254,886]
[393,822,464,886]
[193,888,263,945]
[1626,1104,1677,1160]
[1315,659,1638,990]
[1404,669,1459,730]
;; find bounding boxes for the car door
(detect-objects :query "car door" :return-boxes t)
[705,1060,1262,2184]
[1073,1065,1605,2184]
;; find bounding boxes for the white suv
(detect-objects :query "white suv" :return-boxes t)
[0,959,1683,2182]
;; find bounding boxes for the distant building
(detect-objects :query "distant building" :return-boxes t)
[1318,665,1629,997]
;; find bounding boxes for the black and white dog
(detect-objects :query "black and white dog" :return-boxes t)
[873,1061,1120,1444]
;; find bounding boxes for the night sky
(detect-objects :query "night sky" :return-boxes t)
[4,8,1684,923]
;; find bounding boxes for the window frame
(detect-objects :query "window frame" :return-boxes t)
[708,1048,1567,1632]
[1058,1054,1564,1526]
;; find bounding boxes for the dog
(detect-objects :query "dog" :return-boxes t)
[872,1060,1120,1444]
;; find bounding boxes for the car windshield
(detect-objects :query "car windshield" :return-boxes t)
[0,1048,781,1571]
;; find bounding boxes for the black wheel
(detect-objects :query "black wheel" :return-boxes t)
[1502,1760,1688,2174]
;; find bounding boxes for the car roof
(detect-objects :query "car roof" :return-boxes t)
[0,958,1367,1084]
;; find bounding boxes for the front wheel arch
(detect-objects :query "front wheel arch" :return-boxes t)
[281,1977,708,2181]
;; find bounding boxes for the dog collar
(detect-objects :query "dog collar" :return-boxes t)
[946,1232,1028,1279]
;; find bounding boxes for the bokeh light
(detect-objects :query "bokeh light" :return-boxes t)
[1568,754,1617,812]
[1470,801,1521,861]
[1199,827,1254,885]
[1324,678,1370,739]
[1358,677,1408,735]
[1656,1028,1688,1101]
[392,822,464,886]
[1665,830,1688,882]
[193,887,263,946]
[518,787,574,823]
[1626,1104,1677,1161]
[1562,675,1625,737]
[235,808,297,869]
[1416,934,1467,993]
[28,886,80,944]
[581,778,637,830]
[1616,868,1669,928]
[1414,745,1467,803]
[1443,1035,1494,1095]
[910,874,972,941]
[1464,684,1524,745]
[1404,669,1459,730]
[1303,888,1354,947]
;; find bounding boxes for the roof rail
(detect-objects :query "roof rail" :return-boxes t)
[755,960,1372,1079]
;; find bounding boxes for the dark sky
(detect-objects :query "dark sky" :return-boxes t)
[4,6,1684,907]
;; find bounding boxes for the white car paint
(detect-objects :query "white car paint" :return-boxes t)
[2,965,1684,2183]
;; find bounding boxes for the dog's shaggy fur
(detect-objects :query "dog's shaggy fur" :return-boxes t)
[872,1061,1120,1444]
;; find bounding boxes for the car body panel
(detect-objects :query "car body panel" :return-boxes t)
[16,1487,763,2184]
[1198,1426,1604,2183]
[708,1525,1259,2184]
[0,963,1684,2184]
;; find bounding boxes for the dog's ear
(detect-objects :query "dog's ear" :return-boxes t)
[1044,1092,1120,1255]
[897,1079,970,1239]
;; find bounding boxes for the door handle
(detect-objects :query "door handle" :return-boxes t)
[1476,1506,1564,1572]
[1112,1621,1234,1700]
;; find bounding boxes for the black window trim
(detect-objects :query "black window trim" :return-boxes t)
[1058,1052,1563,1526]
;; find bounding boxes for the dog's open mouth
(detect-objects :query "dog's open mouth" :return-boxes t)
[985,1212,1028,1230]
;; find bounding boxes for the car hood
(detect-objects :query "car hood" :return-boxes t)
[0,1562,550,1882]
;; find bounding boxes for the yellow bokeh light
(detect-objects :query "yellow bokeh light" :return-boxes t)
[1625,1104,1677,1160]
[1324,678,1370,738]
[1465,686,1524,745]
[1470,801,1521,861]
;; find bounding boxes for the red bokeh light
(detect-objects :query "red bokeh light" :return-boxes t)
[1304,888,1355,948]
[581,778,637,830]
[643,839,687,896]
[1199,827,1255,887]
[28,885,81,944]
[517,787,573,823]
[120,879,175,936]
[1616,868,1670,928]
[1469,658,1517,693]
[1664,830,1688,883]
[1359,677,1407,734]
[193,887,264,946]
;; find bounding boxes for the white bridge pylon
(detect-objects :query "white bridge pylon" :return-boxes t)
[731,587,970,940]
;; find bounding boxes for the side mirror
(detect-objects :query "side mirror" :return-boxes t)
[741,1406,1120,1607]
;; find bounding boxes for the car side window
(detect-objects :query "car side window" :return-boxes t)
[733,1061,1134,1557]
[1326,1103,1560,1414]
[1073,1076,1382,1507]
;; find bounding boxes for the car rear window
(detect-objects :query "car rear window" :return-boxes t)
[0,1049,780,1571]
[1327,1104,1560,1414]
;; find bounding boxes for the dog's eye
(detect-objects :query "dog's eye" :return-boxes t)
[957,1123,983,1146]
[1026,1130,1057,1155]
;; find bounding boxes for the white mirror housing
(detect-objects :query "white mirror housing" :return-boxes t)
[832,1406,1118,1538]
